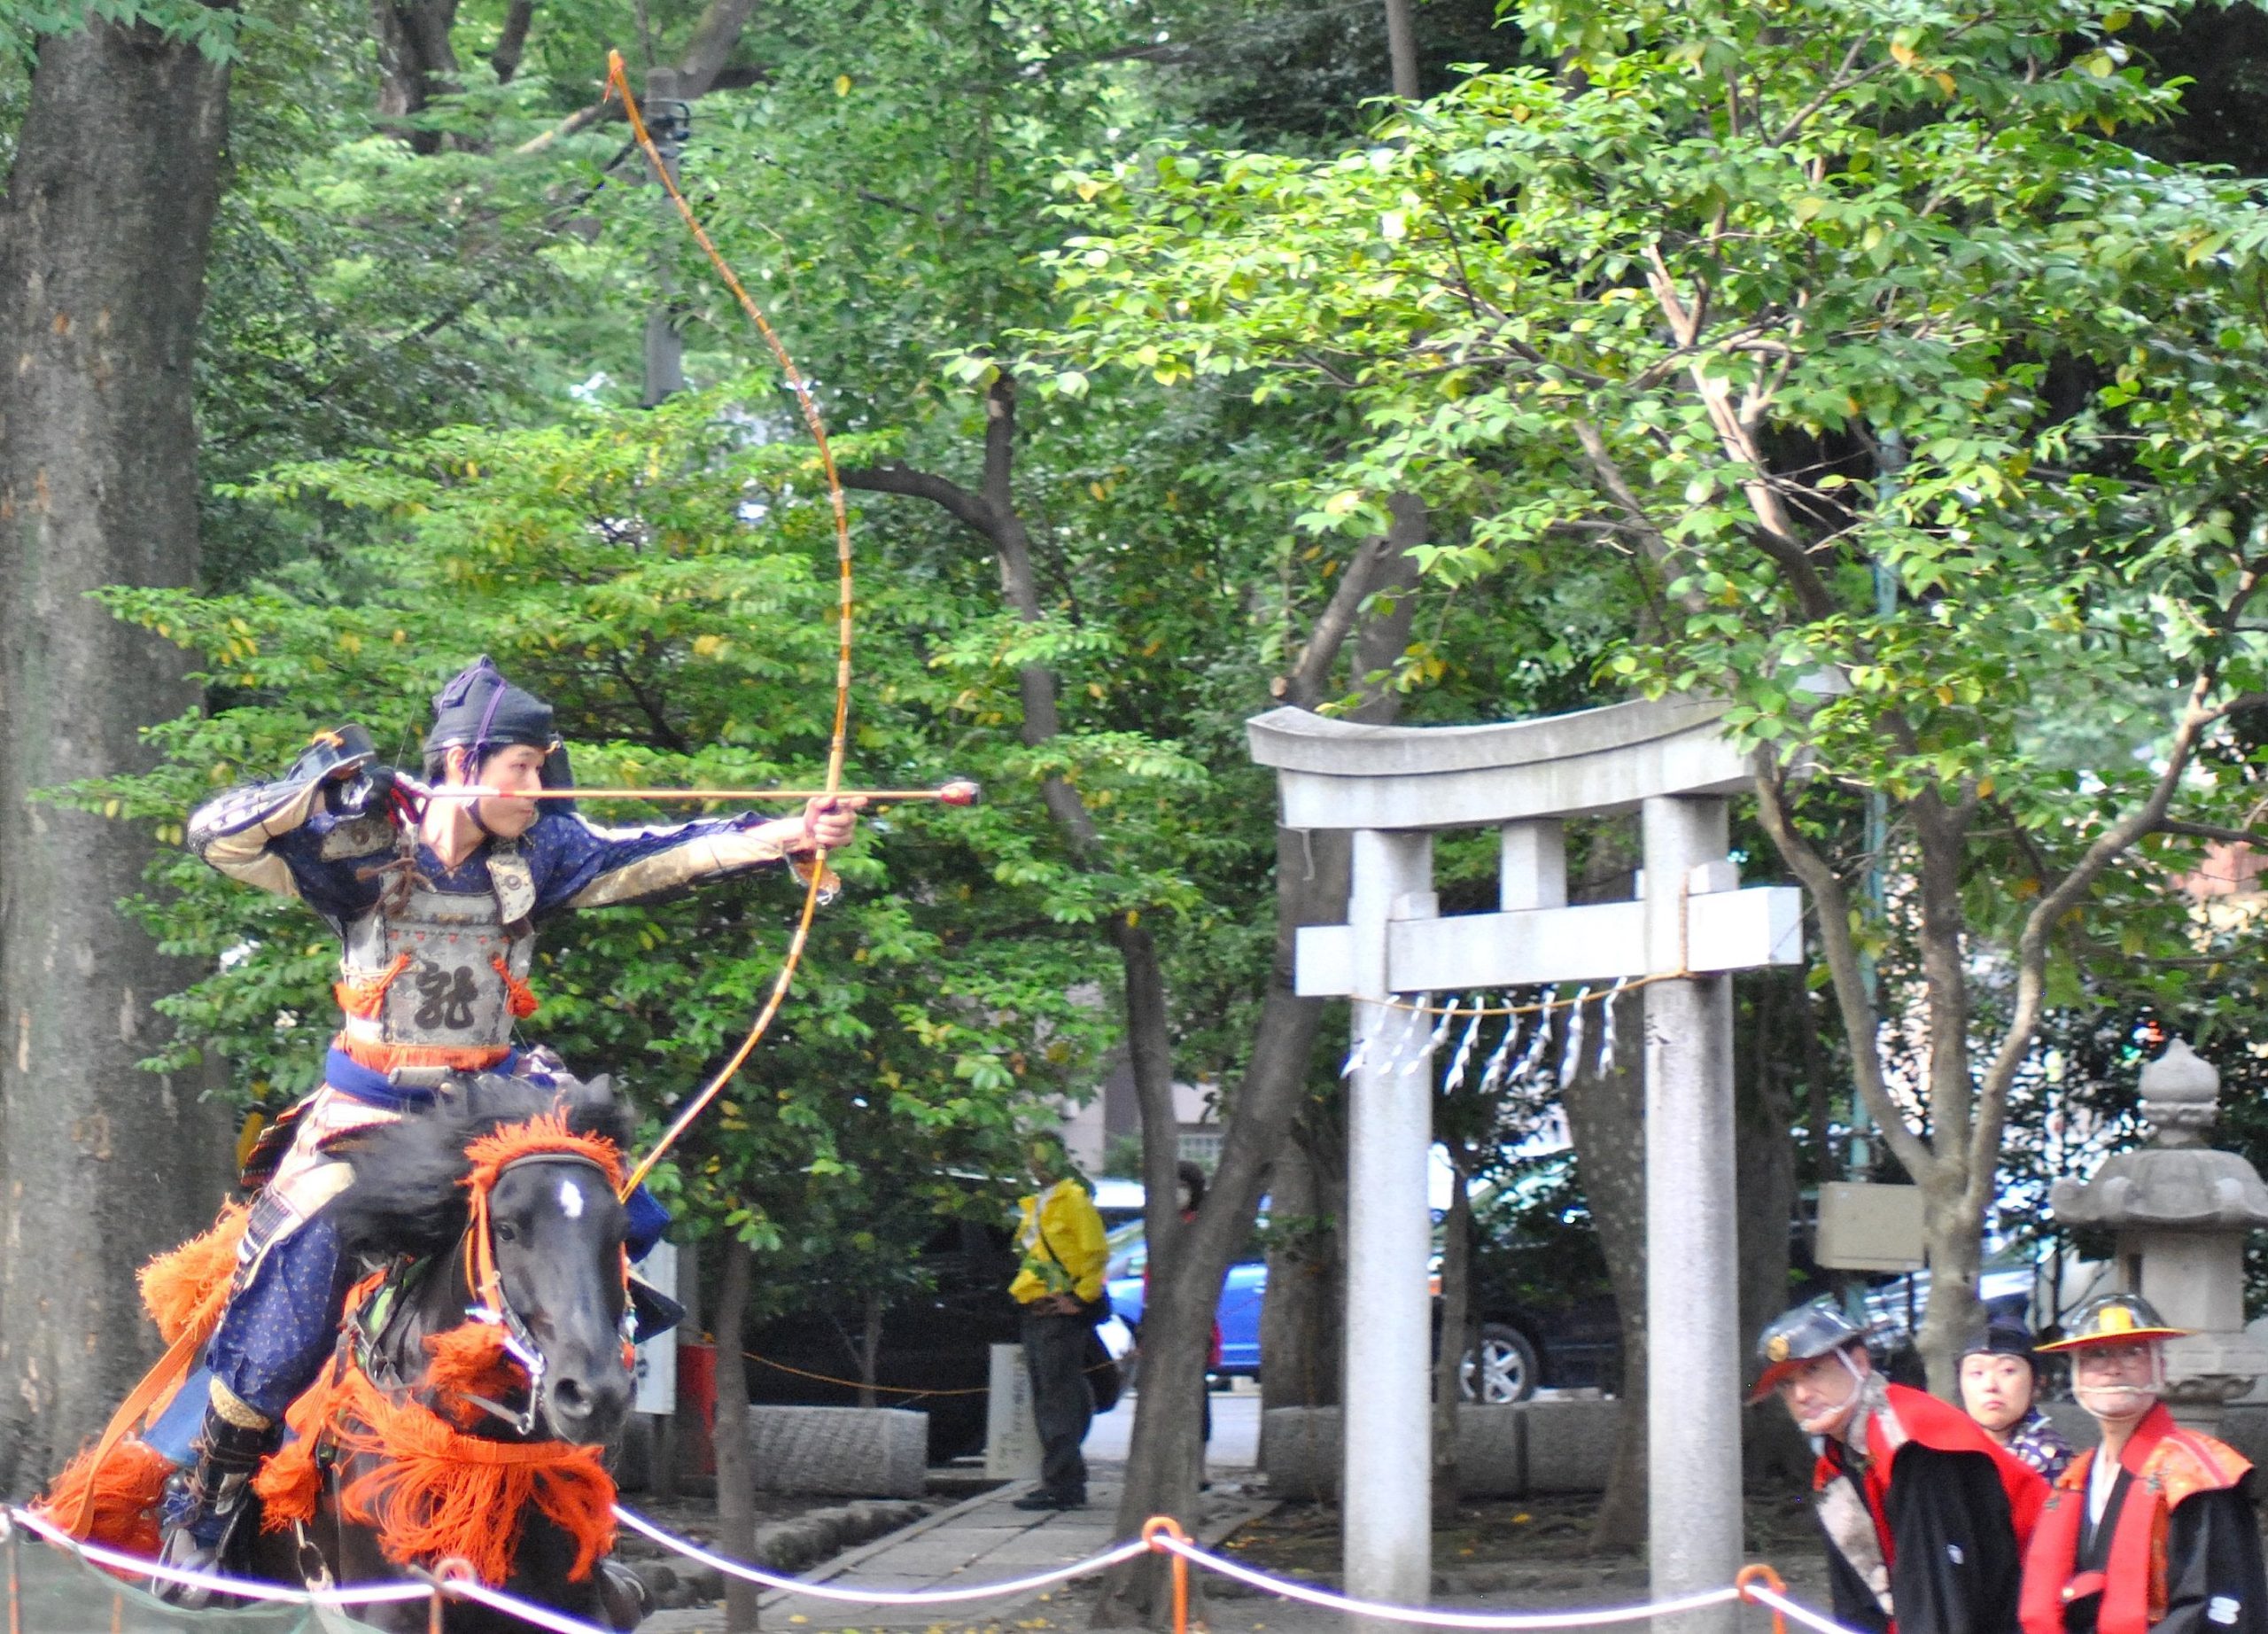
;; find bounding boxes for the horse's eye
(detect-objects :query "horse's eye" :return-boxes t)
[495,1222,519,1243]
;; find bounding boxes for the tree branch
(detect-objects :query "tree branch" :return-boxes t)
[837,462,997,536]
[1964,564,2268,1215]
[1284,541,1390,710]
[492,0,534,83]
[514,0,757,153]
[1641,244,1837,620]
[1750,760,1936,1180]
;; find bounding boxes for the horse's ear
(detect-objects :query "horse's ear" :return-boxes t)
[559,1073,634,1149]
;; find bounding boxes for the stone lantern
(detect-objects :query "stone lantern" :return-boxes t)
[2050,1039,2268,1429]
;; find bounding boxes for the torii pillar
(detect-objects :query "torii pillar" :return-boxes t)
[1248,698,1803,1631]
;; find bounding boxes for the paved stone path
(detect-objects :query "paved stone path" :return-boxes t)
[643,1389,1268,1633]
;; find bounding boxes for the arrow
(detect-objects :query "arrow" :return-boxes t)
[420,779,981,806]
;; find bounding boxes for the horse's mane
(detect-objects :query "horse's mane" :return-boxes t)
[324,1072,633,1257]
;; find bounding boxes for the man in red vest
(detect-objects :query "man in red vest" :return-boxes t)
[1755,1299,2047,1634]
[2021,1294,2265,1634]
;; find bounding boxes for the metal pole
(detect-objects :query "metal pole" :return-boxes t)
[1853,429,1906,1182]
[641,69,690,408]
[1341,828,1435,1626]
[1643,796,1741,1634]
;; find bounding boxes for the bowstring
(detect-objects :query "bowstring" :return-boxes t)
[606,51,854,1199]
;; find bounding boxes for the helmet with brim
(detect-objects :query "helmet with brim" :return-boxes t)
[2037,1292,2186,1353]
[1750,1298,1868,1403]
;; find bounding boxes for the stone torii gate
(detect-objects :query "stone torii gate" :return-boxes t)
[1247,696,1805,1629]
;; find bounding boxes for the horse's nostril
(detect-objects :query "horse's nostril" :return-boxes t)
[554,1378,589,1413]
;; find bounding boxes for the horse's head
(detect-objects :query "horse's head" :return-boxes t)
[476,1141,633,1443]
[329,1070,639,1445]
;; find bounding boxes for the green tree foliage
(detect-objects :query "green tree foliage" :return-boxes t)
[76,390,1144,1288]
[1036,0,2268,1383]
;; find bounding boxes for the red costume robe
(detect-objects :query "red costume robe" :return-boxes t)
[2020,1402,2264,1634]
[1814,1381,2048,1634]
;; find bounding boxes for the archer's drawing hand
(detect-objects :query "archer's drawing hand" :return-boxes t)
[799,794,866,852]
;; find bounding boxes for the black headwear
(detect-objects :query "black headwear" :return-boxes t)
[1959,1318,2042,1372]
[423,657,576,804]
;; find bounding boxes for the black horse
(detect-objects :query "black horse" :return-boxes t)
[238,1070,645,1631]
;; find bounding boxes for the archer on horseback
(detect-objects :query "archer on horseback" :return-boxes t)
[162,656,862,1599]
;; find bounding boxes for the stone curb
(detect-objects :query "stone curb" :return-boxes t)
[623,1496,934,1611]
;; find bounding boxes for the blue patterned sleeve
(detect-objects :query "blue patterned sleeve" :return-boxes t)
[526,811,796,918]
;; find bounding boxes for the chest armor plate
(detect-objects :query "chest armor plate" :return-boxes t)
[338,847,536,1054]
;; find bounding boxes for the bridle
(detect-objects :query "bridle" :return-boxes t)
[459,1149,627,1437]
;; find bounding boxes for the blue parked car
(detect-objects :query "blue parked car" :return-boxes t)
[1103,1222,1266,1377]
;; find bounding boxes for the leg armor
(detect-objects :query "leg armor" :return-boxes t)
[151,1391,277,1606]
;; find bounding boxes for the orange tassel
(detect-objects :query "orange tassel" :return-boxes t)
[137,1202,251,1346]
[423,1323,529,1428]
[334,953,412,1019]
[35,1437,174,1556]
[491,957,541,1019]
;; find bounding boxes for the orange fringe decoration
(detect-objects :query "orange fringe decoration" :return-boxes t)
[462,1112,625,1196]
[422,1322,529,1428]
[334,1035,514,1073]
[31,1203,255,1550]
[255,1360,614,1584]
[137,1201,250,1345]
[333,953,412,1019]
[491,957,542,1019]
[35,1437,173,1558]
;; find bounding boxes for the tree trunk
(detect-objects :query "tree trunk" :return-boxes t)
[857,1288,882,1408]
[0,14,237,1498]
[1735,976,1806,1483]
[1099,504,1425,1626]
[369,0,460,152]
[713,1237,758,1631]
[1382,0,1420,99]
[1251,498,1425,1428]
[491,0,534,82]
[1259,1085,1347,1412]
[1430,1150,1472,1513]
[1792,967,1835,1183]
[1560,992,1648,1551]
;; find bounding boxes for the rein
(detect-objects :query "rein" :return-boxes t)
[460,1149,619,1434]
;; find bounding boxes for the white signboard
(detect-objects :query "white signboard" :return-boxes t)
[633,1240,679,1416]
[1815,1181,1926,1272]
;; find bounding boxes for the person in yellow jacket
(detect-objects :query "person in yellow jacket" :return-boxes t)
[1009,1139,1108,1511]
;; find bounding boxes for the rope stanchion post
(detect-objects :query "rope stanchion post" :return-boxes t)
[1736,1565,1788,1634]
[1141,1516,1192,1634]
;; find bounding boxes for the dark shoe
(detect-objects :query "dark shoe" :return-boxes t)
[151,1404,276,1607]
[1012,1490,1082,1512]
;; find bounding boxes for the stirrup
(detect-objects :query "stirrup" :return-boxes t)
[596,1556,652,1630]
[151,1507,237,1609]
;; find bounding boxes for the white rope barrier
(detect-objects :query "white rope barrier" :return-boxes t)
[613,1503,1151,1601]
[4,1494,1868,1634]
[3,1506,433,1608]
[1153,1533,1747,1630]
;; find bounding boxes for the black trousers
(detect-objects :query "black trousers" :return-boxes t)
[1021,1311,1093,1502]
